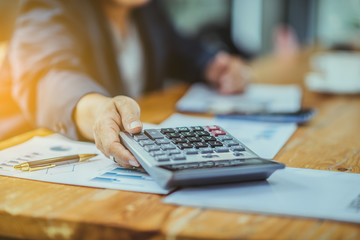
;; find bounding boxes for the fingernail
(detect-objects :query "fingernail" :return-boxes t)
[129,159,140,167]
[129,121,142,130]
[109,156,116,163]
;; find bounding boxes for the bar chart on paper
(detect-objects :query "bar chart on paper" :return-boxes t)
[91,167,154,187]
[0,134,170,194]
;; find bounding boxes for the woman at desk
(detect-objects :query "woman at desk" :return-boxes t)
[1,0,250,167]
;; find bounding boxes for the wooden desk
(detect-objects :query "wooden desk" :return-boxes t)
[1,51,360,239]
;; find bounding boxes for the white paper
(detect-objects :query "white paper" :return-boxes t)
[0,134,169,194]
[176,83,302,114]
[306,52,360,94]
[163,167,360,224]
[160,113,297,159]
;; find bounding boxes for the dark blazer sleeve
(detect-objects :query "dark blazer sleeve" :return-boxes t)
[135,0,217,87]
[7,0,110,139]
[156,1,217,82]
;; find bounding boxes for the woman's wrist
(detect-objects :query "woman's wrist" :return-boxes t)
[74,93,110,140]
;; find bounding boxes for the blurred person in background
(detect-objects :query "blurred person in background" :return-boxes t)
[0,0,251,167]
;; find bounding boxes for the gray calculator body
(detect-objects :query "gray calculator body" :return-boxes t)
[120,126,285,189]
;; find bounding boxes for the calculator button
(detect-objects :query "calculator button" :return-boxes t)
[139,140,154,146]
[162,162,209,171]
[214,147,229,153]
[217,135,233,141]
[206,125,220,131]
[193,142,208,148]
[184,162,199,168]
[233,152,244,157]
[214,160,230,167]
[150,151,166,157]
[202,136,216,141]
[171,154,186,161]
[191,126,204,131]
[144,145,161,152]
[176,127,190,132]
[177,143,193,150]
[161,164,185,170]
[166,133,181,139]
[208,141,223,148]
[231,146,245,152]
[172,138,187,144]
[161,144,176,150]
[166,163,195,170]
[224,140,240,147]
[144,129,164,140]
[160,128,175,134]
[184,149,198,155]
[198,161,214,168]
[230,159,245,165]
[155,139,171,145]
[196,131,210,137]
[156,156,170,162]
[133,134,149,141]
[187,137,202,142]
[201,154,219,159]
[182,132,196,137]
[168,149,181,155]
[200,148,213,154]
[211,130,226,136]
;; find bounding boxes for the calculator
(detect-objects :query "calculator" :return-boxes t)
[120,125,285,188]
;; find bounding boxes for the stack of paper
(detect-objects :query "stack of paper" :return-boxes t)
[176,83,302,114]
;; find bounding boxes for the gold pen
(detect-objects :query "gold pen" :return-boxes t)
[13,153,98,171]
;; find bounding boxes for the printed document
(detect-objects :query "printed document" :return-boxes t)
[0,134,169,194]
[163,167,360,224]
[176,83,302,114]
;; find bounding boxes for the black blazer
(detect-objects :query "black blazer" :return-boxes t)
[0,0,216,140]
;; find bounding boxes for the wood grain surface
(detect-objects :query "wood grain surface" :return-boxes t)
[1,50,359,240]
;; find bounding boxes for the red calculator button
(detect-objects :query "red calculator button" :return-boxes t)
[211,130,226,136]
[206,125,220,131]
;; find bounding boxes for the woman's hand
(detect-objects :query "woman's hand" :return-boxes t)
[74,93,142,167]
[205,52,253,94]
